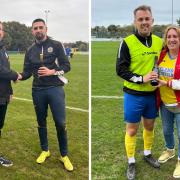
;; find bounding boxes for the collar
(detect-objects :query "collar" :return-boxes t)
[134,31,152,47]
[134,31,152,41]
[35,37,49,46]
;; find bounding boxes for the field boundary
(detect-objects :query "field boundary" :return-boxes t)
[13,97,88,113]
[92,95,123,99]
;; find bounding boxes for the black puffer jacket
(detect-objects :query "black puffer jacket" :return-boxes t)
[0,41,18,104]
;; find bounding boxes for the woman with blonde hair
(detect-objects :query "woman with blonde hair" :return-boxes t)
[156,25,180,178]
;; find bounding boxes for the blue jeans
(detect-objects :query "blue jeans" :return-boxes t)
[160,103,180,158]
[32,86,68,156]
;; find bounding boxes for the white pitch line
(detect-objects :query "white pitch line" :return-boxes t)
[91,95,124,99]
[14,97,32,102]
[66,106,88,113]
[13,97,88,113]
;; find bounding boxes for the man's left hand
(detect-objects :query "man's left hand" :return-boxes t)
[38,67,55,76]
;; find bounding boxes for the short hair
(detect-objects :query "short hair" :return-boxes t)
[134,5,152,17]
[163,25,180,49]
[32,18,46,26]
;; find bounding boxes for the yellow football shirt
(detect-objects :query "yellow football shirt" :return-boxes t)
[159,53,177,104]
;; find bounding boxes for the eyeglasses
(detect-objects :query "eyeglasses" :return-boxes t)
[33,26,44,30]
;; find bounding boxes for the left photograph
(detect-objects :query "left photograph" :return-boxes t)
[0,0,89,179]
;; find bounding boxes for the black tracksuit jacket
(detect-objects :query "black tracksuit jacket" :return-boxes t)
[21,37,70,88]
[0,41,18,104]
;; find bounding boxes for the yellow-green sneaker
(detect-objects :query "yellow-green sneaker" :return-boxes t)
[158,149,175,163]
[59,156,73,171]
[36,150,50,164]
[173,160,180,178]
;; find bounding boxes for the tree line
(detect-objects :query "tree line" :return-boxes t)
[64,41,89,52]
[92,19,180,38]
[2,21,88,52]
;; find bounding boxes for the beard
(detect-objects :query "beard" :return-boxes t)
[35,32,45,41]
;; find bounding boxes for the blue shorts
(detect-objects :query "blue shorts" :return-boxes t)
[124,92,158,123]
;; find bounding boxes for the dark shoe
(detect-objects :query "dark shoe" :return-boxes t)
[127,163,135,180]
[143,154,160,168]
[0,156,13,167]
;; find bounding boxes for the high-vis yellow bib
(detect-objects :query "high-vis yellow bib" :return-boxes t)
[124,34,163,92]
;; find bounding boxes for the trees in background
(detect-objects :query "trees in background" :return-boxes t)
[3,21,33,51]
[2,21,88,52]
[177,18,180,26]
[91,25,134,38]
[64,41,88,52]
[92,20,180,39]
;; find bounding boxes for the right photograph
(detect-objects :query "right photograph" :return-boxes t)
[91,0,180,179]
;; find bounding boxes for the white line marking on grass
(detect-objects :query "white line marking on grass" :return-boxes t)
[13,97,88,113]
[92,95,124,99]
[14,97,32,102]
[65,106,88,113]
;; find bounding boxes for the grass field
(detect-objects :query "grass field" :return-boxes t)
[0,54,88,179]
[92,41,178,180]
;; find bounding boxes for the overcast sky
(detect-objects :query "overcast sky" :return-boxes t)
[1,0,89,42]
[92,0,180,27]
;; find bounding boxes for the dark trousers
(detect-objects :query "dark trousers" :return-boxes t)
[0,104,8,129]
[32,86,68,156]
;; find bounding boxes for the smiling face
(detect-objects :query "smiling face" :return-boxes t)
[134,10,154,37]
[166,28,180,51]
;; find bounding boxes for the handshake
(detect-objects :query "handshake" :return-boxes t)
[14,73,22,83]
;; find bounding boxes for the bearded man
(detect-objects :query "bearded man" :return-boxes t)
[20,18,73,171]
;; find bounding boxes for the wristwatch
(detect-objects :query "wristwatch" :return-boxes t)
[54,70,64,76]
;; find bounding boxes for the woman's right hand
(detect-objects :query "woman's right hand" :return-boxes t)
[156,79,167,87]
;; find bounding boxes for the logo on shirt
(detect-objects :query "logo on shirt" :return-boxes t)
[47,47,53,53]
[142,51,157,56]
[159,67,174,77]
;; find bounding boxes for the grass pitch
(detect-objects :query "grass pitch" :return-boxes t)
[0,54,88,180]
[92,41,178,180]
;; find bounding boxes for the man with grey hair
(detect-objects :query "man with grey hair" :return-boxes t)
[116,5,163,180]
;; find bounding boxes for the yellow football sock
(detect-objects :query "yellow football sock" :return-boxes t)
[125,132,136,158]
[143,128,154,151]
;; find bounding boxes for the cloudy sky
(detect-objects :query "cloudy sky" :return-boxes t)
[92,0,180,27]
[1,0,89,42]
